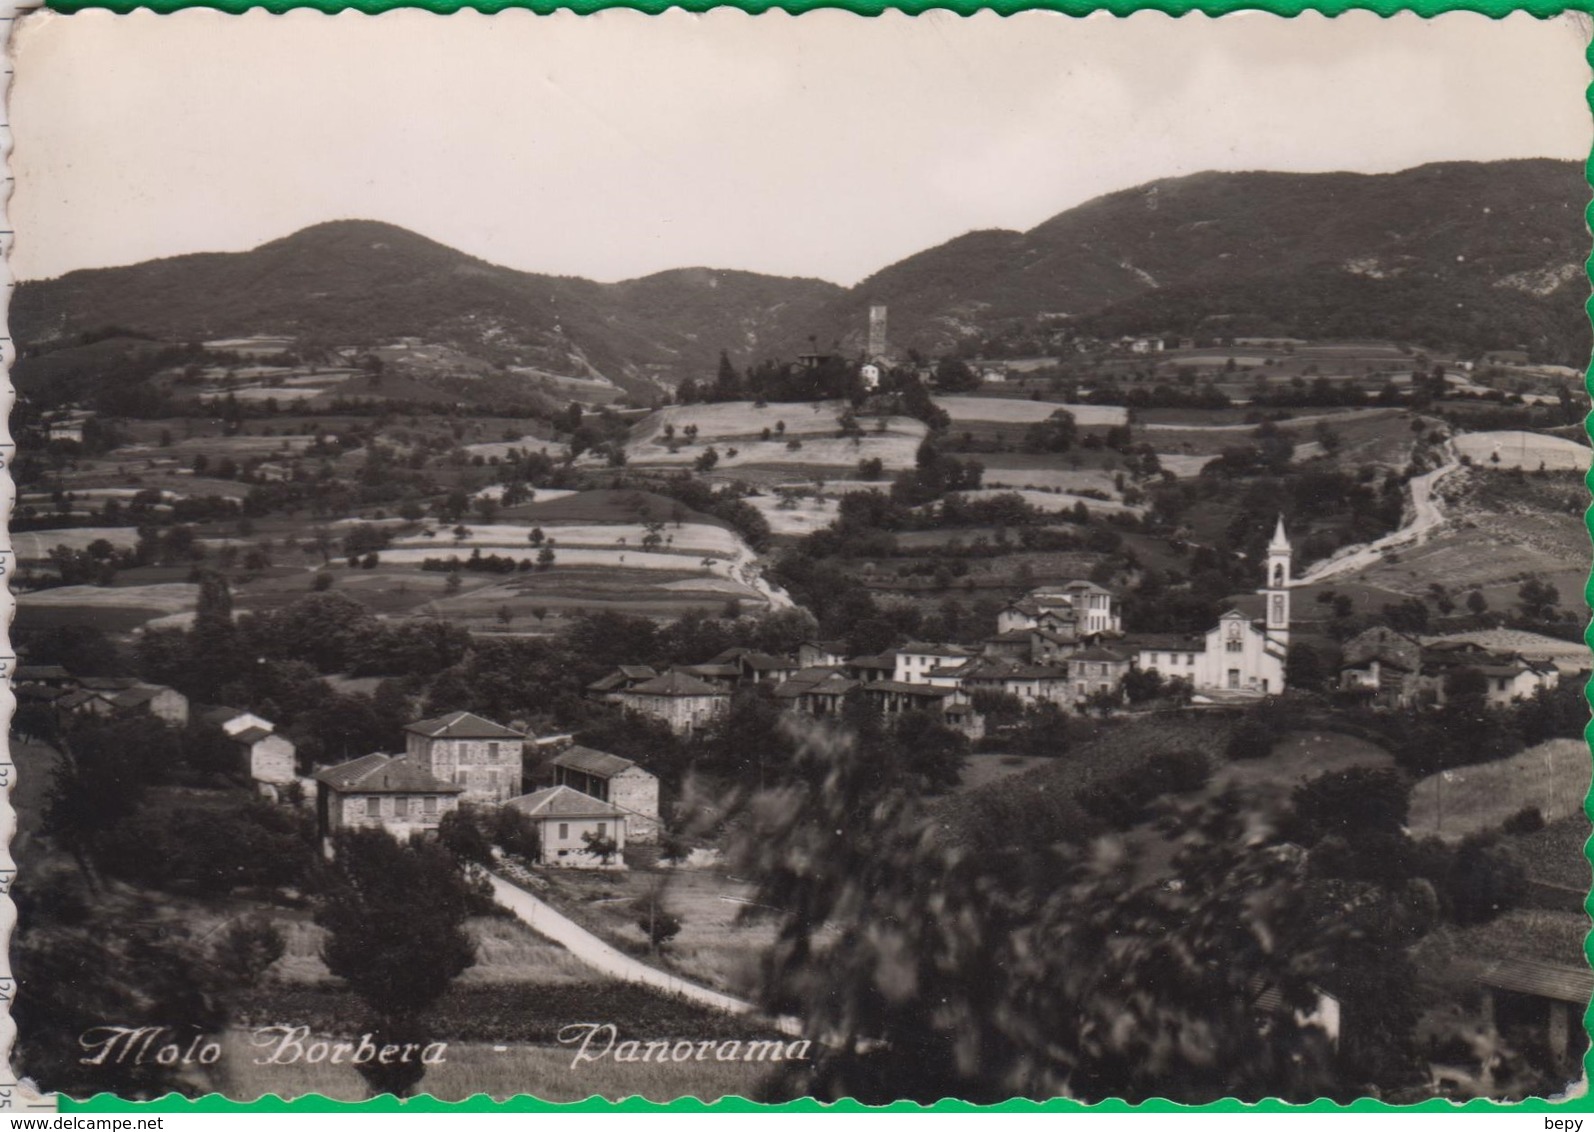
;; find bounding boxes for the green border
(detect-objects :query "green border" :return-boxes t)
[22,0,1594,1113]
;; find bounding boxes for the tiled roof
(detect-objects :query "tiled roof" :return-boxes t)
[80,676,139,692]
[848,655,897,671]
[741,653,798,671]
[110,684,175,709]
[899,642,972,657]
[1460,956,1594,1005]
[505,784,625,820]
[1124,633,1205,651]
[1071,646,1131,663]
[551,745,637,778]
[618,665,658,679]
[624,670,726,697]
[15,665,71,681]
[588,667,657,692]
[405,710,524,739]
[201,705,248,726]
[314,753,462,794]
[231,725,278,745]
[865,680,954,697]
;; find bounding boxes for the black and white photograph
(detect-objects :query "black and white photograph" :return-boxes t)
[5,8,1593,1105]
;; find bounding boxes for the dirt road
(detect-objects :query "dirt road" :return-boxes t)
[1296,460,1459,585]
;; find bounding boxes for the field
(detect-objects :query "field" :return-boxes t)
[1453,430,1591,471]
[625,401,927,473]
[743,493,841,537]
[1207,730,1393,807]
[391,522,746,560]
[1407,738,1591,843]
[1350,467,1587,603]
[16,583,199,631]
[13,527,142,559]
[931,395,1128,427]
[537,867,781,997]
[213,1031,783,1103]
[974,455,1122,495]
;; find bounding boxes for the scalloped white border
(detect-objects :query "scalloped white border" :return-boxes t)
[3,0,50,1112]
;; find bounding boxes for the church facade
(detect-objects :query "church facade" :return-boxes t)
[1135,517,1292,698]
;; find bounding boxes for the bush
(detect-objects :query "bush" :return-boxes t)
[1287,767,1409,847]
[1443,834,1526,925]
[1501,804,1546,836]
[1226,719,1275,761]
[1078,749,1211,830]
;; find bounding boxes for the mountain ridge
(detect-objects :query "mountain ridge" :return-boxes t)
[14,158,1589,390]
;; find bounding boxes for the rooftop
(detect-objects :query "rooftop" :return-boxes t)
[551,745,639,778]
[405,710,525,740]
[314,753,462,795]
[624,670,726,697]
[505,784,625,820]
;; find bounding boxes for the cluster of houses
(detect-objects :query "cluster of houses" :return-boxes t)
[588,520,1303,736]
[1338,626,1566,708]
[15,663,660,870]
[14,666,298,789]
[311,711,659,870]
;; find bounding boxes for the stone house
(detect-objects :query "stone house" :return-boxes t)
[772,667,859,716]
[1068,646,1133,703]
[959,660,1072,705]
[404,711,526,805]
[504,785,628,869]
[231,726,297,788]
[108,683,190,726]
[613,671,729,735]
[1338,626,1424,707]
[797,640,848,668]
[549,745,660,842]
[314,753,463,840]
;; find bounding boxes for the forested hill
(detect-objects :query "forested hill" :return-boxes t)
[777,159,1590,365]
[15,159,1589,389]
[11,221,843,392]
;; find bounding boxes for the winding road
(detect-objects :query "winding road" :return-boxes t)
[487,872,804,1037]
[1295,459,1459,585]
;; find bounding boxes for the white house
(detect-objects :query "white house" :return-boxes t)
[894,642,975,685]
[505,785,627,869]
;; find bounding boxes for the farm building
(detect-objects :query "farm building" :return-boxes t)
[586,665,660,703]
[108,683,190,726]
[613,670,730,735]
[772,666,860,715]
[314,753,463,840]
[549,745,660,842]
[404,710,527,805]
[202,705,276,737]
[504,785,627,869]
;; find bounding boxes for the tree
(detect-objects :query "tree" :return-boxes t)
[315,830,477,1097]
[933,356,980,393]
[1515,578,1560,621]
[1465,590,1489,616]
[731,722,1348,1104]
[694,446,720,473]
[536,545,556,571]
[581,830,620,865]
[634,886,683,952]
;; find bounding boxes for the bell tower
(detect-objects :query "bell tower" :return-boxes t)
[1264,515,1292,651]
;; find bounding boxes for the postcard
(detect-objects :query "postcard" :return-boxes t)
[4,6,1591,1106]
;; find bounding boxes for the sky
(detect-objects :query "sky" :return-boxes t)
[11,9,1592,286]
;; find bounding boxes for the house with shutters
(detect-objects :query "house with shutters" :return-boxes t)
[504,785,627,868]
[549,745,660,841]
[613,670,730,734]
[403,711,526,804]
[313,753,463,840]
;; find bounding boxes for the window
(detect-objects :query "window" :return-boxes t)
[394,796,408,818]
[455,771,467,785]
[559,822,569,840]
[488,742,500,761]
[365,797,381,817]
[423,796,438,815]
[1226,639,1243,653]
[596,822,607,838]
[1186,654,1195,666]
[487,770,499,789]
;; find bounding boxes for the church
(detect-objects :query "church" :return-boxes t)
[1132,517,1292,698]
